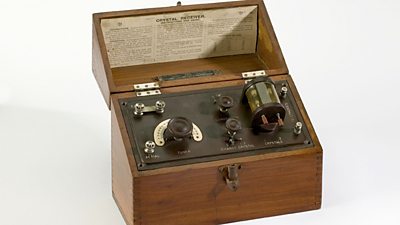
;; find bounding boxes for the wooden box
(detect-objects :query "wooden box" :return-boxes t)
[92,1,323,224]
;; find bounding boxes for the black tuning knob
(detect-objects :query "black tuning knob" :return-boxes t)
[216,95,234,113]
[226,118,242,133]
[165,117,193,141]
[225,118,242,146]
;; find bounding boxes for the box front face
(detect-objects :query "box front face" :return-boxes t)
[134,150,321,225]
[214,152,322,223]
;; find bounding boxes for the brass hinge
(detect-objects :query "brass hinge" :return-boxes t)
[242,70,267,83]
[133,82,161,97]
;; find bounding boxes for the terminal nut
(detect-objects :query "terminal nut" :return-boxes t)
[134,103,145,116]
[294,122,303,135]
[144,141,156,154]
[280,86,288,98]
[155,100,166,113]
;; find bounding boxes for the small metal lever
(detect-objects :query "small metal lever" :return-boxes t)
[219,164,241,192]
[133,100,166,117]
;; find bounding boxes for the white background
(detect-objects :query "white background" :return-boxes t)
[1,0,399,224]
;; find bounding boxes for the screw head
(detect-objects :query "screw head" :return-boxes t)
[135,103,145,110]
[155,100,166,109]
[145,141,155,149]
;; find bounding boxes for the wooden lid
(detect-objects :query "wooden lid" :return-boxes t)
[92,0,288,108]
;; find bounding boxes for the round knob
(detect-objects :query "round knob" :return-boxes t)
[226,118,242,133]
[217,95,234,112]
[166,117,193,140]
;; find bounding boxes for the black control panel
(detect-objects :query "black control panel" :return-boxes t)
[119,78,313,170]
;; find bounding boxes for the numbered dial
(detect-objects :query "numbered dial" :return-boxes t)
[153,118,203,146]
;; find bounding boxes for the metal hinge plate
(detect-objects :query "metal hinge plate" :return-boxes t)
[134,82,160,91]
[134,82,161,96]
[136,90,161,97]
[242,70,267,83]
